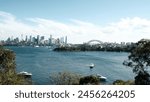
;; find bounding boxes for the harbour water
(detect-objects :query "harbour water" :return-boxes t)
[6,46,134,84]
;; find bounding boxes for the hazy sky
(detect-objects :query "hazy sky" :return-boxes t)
[0,0,150,43]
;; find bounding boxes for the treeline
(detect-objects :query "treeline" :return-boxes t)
[53,43,136,52]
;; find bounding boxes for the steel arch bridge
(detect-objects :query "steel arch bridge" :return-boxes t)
[86,40,103,44]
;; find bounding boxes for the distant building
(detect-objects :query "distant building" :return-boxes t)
[14,37,19,43]
[21,34,23,41]
[32,37,36,44]
[65,36,67,45]
[0,41,3,45]
[25,35,28,42]
[60,37,64,44]
[40,36,45,44]
[37,35,40,44]
[55,38,60,45]
[51,38,56,45]
[49,35,53,45]
[29,35,32,43]
[2,34,69,46]
[40,36,44,41]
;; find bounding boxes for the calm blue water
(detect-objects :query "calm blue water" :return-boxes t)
[5,46,134,84]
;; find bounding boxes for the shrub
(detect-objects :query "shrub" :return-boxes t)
[49,71,81,85]
[113,80,134,85]
[0,47,29,85]
[79,75,100,85]
[135,71,150,85]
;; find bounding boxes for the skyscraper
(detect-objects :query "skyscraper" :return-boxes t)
[65,36,67,45]
[25,35,28,42]
[49,35,52,45]
[21,34,23,41]
[29,35,32,43]
[37,35,40,44]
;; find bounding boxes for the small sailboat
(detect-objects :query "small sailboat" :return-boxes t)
[89,63,95,69]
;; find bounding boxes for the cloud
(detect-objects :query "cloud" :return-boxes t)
[102,17,150,42]
[0,11,150,43]
[0,11,15,21]
[0,11,35,38]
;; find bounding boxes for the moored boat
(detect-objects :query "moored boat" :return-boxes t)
[96,74,107,81]
[89,63,95,69]
[34,45,39,48]
[18,71,32,78]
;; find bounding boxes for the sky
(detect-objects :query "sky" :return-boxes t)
[0,0,150,43]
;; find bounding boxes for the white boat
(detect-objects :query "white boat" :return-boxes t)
[34,45,39,48]
[89,63,95,69]
[18,71,32,77]
[96,74,107,81]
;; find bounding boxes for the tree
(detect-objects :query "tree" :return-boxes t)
[123,39,150,85]
[0,47,16,73]
[0,47,29,85]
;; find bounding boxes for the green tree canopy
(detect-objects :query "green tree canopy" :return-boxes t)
[124,39,150,74]
[0,47,29,85]
[123,39,150,84]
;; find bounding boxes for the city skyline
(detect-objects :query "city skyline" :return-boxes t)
[0,0,150,43]
[1,34,68,46]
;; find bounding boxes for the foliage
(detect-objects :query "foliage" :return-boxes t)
[0,71,29,85]
[0,47,16,73]
[49,71,81,85]
[123,39,150,85]
[123,39,150,74]
[0,47,28,85]
[134,71,150,85]
[113,80,134,85]
[49,72,101,85]
[79,75,100,85]
[53,43,135,52]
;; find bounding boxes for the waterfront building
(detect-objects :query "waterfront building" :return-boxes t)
[25,35,28,42]
[55,38,60,45]
[21,34,23,41]
[48,35,53,45]
[60,37,64,44]
[40,36,45,44]
[50,35,52,40]
[37,35,40,44]
[0,40,4,45]
[29,35,32,43]
[65,36,67,45]
[32,37,36,44]
[40,36,45,41]
[51,38,56,45]
[14,37,19,44]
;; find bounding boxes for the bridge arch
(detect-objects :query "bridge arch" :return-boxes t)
[86,40,103,44]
